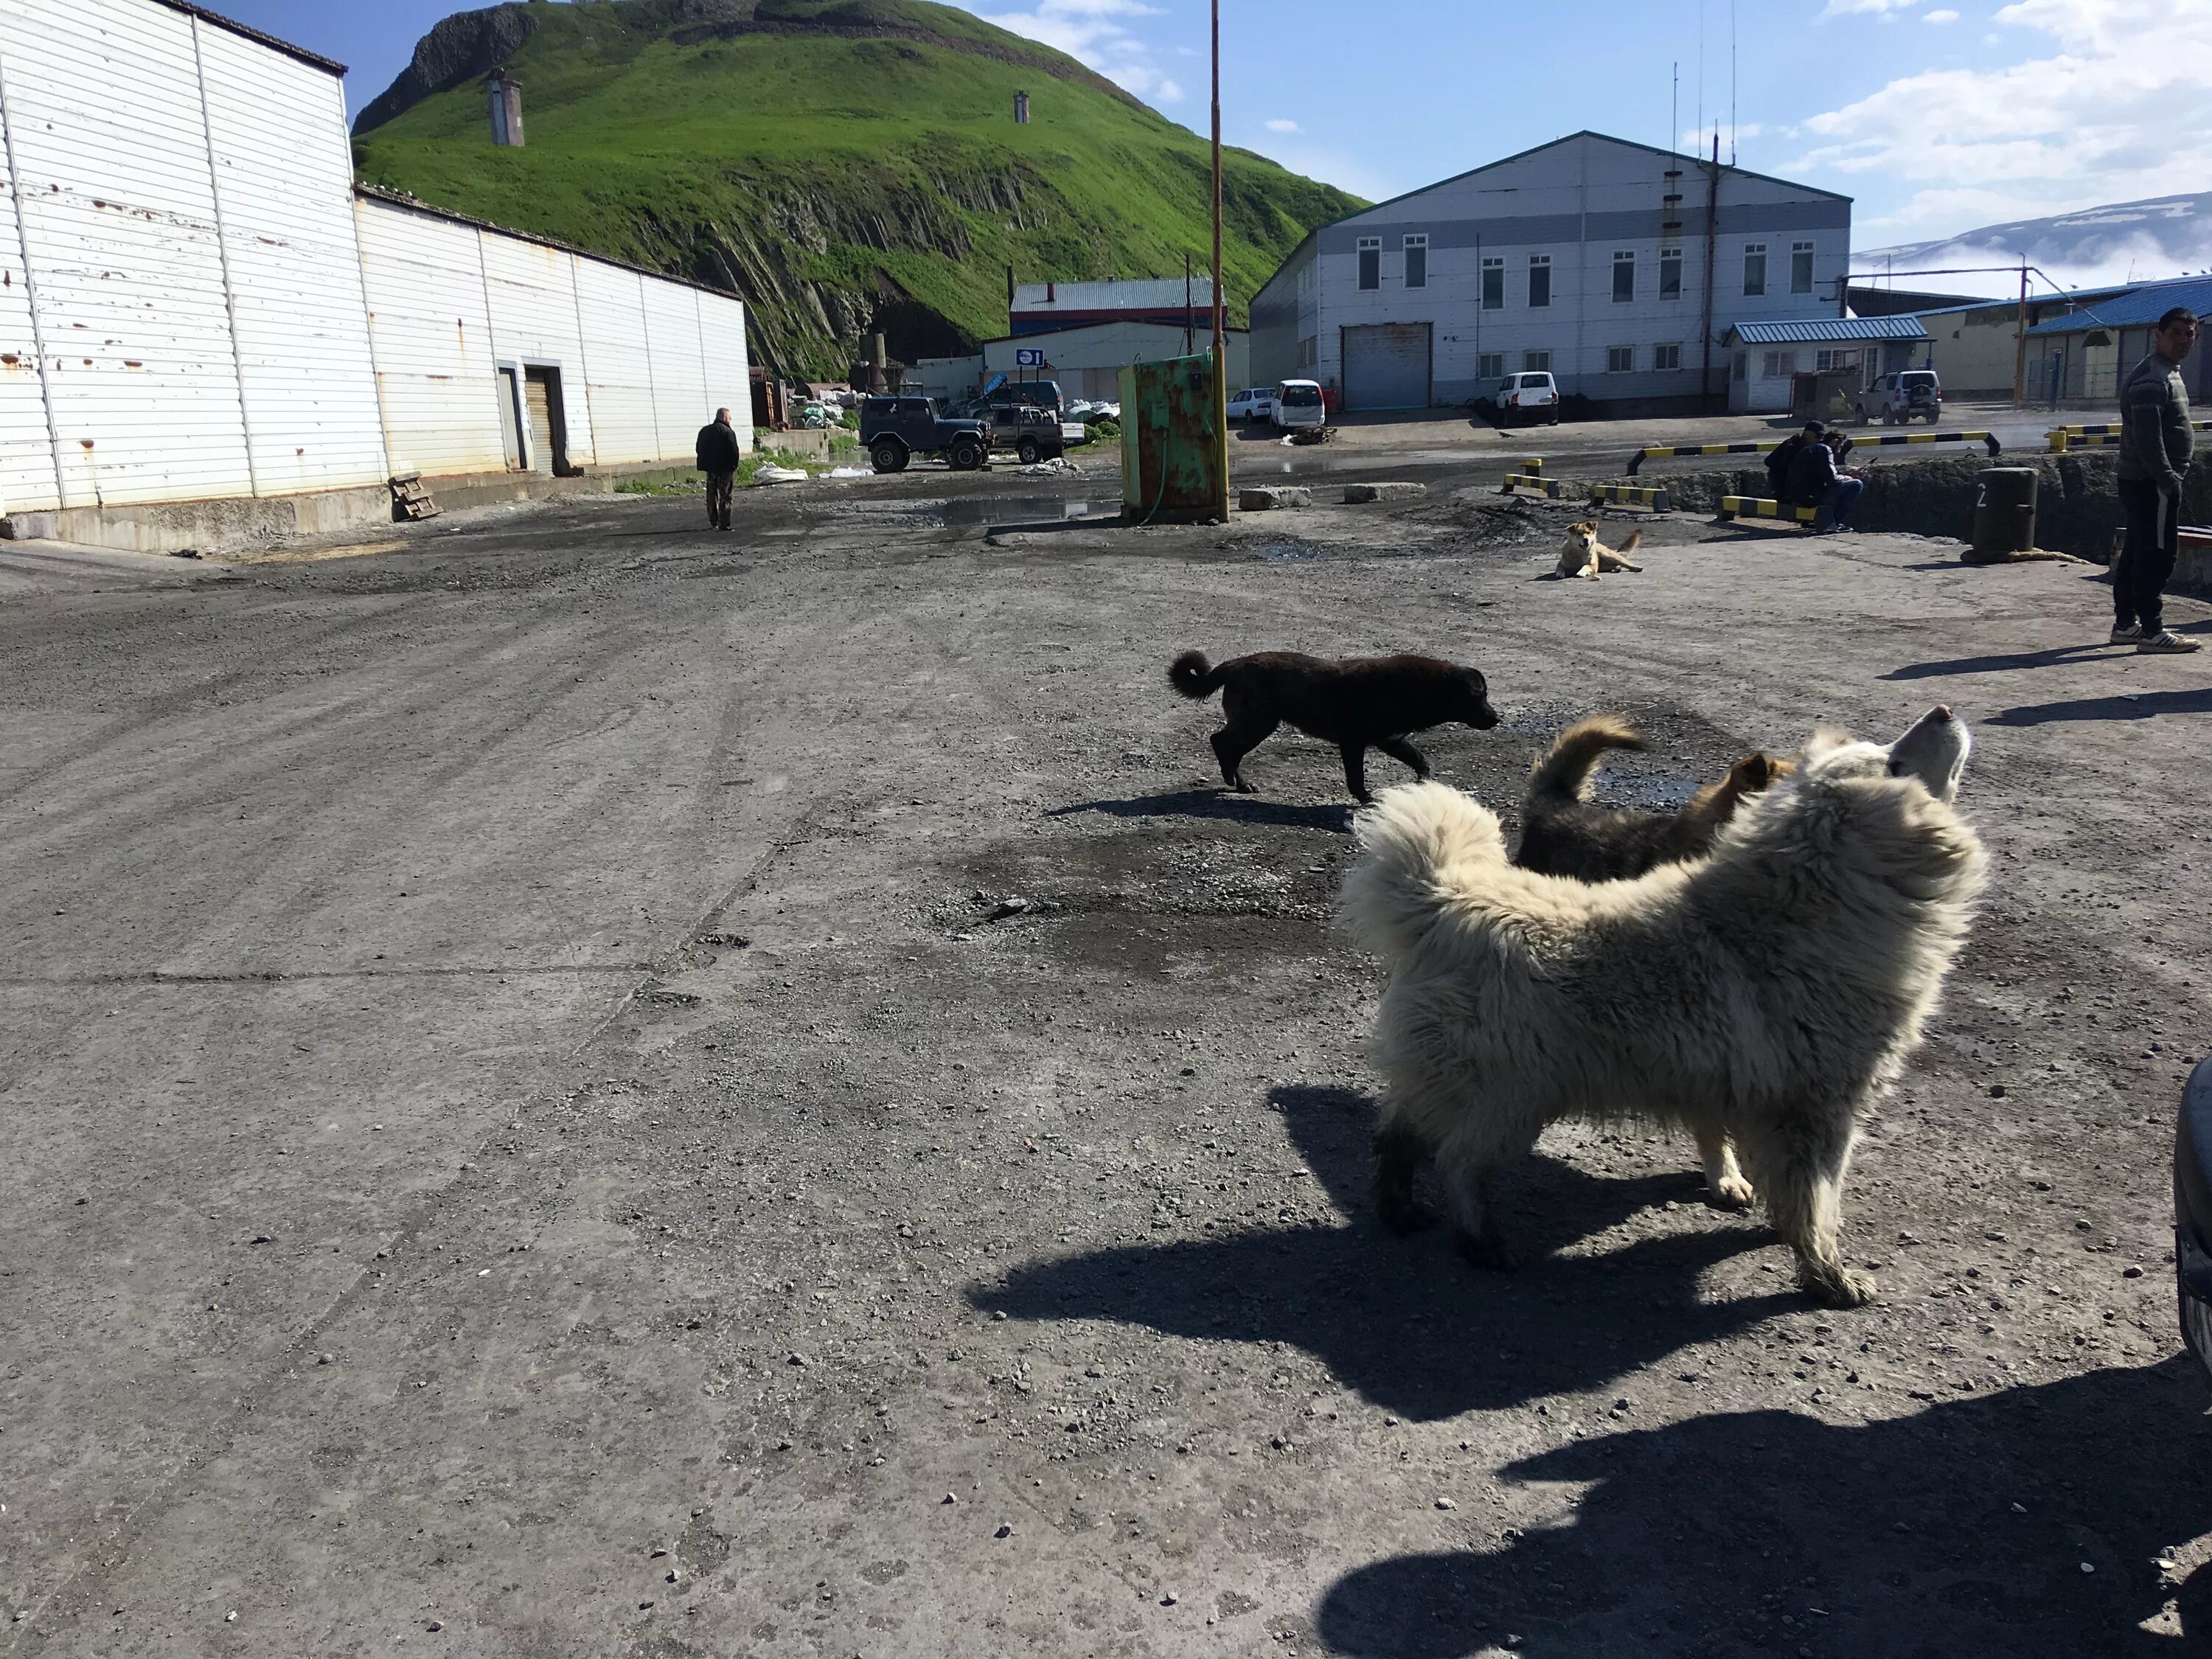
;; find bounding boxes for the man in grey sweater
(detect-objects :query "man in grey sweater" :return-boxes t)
[2112,305,2200,653]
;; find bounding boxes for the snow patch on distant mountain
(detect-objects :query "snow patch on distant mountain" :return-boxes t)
[1859,193,2212,294]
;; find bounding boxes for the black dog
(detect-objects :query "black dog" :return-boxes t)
[1170,650,1499,803]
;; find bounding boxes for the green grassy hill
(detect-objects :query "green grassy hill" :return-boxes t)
[353,0,1364,380]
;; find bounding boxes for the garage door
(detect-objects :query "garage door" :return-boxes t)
[1343,323,1432,411]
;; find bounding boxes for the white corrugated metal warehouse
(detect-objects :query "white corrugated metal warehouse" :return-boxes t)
[0,0,751,548]
[1249,131,1851,414]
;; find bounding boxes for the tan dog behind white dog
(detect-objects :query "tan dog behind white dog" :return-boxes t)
[1556,521,1643,579]
[1340,707,1983,1308]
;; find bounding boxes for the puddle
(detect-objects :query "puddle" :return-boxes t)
[934,497,1101,526]
[1251,540,1328,563]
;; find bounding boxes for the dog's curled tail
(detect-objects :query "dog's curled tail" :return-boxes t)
[1526,714,1644,807]
[1169,650,1224,700]
[1341,780,1509,961]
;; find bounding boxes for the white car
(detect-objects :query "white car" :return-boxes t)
[1492,371,1559,427]
[1273,379,1326,430]
[1228,386,1277,422]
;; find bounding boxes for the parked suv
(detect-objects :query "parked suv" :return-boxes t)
[1860,369,1942,425]
[984,403,1066,465]
[860,396,990,473]
[1492,371,1559,426]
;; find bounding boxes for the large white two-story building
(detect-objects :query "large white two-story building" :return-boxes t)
[1249,131,1851,415]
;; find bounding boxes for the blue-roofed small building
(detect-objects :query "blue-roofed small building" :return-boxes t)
[1720,316,1930,414]
[2022,274,2212,404]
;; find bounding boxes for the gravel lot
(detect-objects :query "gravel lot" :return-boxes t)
[4,456,2211,1657]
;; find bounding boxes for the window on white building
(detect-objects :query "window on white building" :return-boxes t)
[1481,257,1504,310]
[1744,243,1767,297]
[1299,336,1318,368]
[1761,349,1795,379]
[1528,254,1551,308]
[1654,341,1682,371]
[1478,352,1504,380]
[1612,251,1635,303]
[1792,240,1815,295]
[1733,352,1749,381]
[1404,234,1428,289]
[1814,347,1859,372]
[1357,237,1380,291]
[1607,345,1635,372]
[1659,248,1683,301]
[1523,349,1551,372]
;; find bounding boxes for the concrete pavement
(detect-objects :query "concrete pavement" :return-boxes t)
[4,473,2210,1656]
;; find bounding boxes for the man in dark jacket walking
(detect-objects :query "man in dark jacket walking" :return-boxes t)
[2112,307,2201,653]
[696,407,741,532]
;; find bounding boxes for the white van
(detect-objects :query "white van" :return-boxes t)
[1274,378,1326,431]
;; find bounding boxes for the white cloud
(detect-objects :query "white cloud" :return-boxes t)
[1265,118,1300,133]
[953,0,1185,105]
[1820,0,1922,14]
[1924,7,1960,20]
[1795,0,2212,245]
[1677,121,1763,154]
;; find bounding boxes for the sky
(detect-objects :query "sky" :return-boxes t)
[221,0,2212,280]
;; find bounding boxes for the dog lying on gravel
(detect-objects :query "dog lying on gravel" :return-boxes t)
[1513,714,1795,882]
[1340,706,1983,1307]
[1169,650,1500,803]
[1556,522,1644,580]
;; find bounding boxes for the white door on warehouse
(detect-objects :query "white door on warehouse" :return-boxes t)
[1343,323,1433,411]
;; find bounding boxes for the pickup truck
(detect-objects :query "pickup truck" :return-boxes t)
[860,396,990,473]
[983,403,1066,465]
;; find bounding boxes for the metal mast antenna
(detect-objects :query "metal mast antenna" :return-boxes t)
[1209,0,1228,522]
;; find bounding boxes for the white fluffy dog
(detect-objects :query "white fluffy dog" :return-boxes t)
[1340,707,1983,1307]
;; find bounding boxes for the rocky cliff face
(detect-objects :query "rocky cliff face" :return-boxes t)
[355,2,756,135]
[353,1,1363,381]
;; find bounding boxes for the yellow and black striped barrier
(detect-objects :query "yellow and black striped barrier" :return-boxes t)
[1500,473,1562,498]
[1858,428,2000,457]
[1586,483,1671,512]
[1627,440,1776,475]
[1629,429,2001,473]
[2048,420,2212,451]
[1718,495,1819,526]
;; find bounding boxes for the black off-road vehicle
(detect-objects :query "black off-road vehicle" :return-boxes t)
[860,396,989,473]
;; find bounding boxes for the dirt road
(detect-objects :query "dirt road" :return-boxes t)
[4,469,2209,1657]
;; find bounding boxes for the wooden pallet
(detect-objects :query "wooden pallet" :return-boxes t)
[389,472,441,521]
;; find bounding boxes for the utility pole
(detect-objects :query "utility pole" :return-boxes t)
[1697,129,1719,416]
[1210,0,1230,521]
[2011,261,2028,408]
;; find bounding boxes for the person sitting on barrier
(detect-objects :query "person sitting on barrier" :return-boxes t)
[1766,422,1823,500]
[1785,426,1865,532]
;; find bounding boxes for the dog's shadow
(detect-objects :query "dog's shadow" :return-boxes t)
[1047,788,1354,833]
[968,1086,1787,1421]
[1315,1359,2212,1658]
